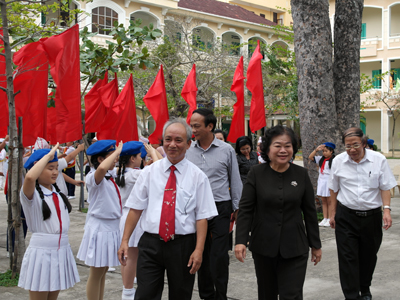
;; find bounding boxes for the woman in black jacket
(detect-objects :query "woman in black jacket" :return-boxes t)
[235,126,322,300]
[235,136,259,184]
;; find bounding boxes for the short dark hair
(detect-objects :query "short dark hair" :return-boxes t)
[235,136,253,154]
[342,127,366,145]
[192,108,217,132]
[214,129,228,141]
[260,126,298,163]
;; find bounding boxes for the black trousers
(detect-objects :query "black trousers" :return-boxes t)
[63,166,76,196]
[135,232,196,300]
[335,203,383,300]
[198,200,231,300]
[252,251,308,300]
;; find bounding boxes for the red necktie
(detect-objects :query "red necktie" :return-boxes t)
[159,165,177,242]
[52,193,62,249]
[320,157,330,174]
[110,177,122,213]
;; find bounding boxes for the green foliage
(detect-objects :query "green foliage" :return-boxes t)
[0,270,19,287]
[7,0,86,48]
[263,44,299,121]
[79,19,162,95]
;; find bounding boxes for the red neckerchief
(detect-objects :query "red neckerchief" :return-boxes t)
[320,156,331,174]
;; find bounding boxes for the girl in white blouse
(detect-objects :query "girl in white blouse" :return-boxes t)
[309,142,336,227]
[18,144,79,300]
[77,140,123,300]
[116,141,159,300]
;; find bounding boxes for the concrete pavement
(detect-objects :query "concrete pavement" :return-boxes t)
[1,161,400,300]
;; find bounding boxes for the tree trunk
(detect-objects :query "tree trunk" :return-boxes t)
[1,1,26,276]
[291,0,339,191]
[333,0,363,135]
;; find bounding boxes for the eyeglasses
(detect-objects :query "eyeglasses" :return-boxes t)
[345,144,362,150]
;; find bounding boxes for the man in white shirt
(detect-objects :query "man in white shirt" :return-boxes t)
[329,127,396,300]
[118,118,218,300]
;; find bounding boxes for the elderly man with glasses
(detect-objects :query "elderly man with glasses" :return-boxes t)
[329,127,396,300]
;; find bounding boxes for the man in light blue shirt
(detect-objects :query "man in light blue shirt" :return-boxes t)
[186,108,242,300]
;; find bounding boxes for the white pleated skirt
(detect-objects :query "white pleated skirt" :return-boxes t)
[77,216,121,267]
[119,207,144,248]
[317,174,330,197]
[18,233,80,292]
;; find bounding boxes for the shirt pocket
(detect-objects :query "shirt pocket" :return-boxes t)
[175,187,195,215]
[367,173,379,189]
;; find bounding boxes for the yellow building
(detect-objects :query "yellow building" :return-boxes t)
[329,0,400,153]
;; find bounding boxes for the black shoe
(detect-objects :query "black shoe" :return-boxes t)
[359,294,372,300]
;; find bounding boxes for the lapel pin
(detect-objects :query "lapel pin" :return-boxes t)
[291,181,297,187]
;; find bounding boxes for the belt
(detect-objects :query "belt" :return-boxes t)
[338,201,382,217]
[145,232,192,241]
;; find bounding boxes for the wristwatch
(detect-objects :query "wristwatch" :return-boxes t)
[383,205,391,211]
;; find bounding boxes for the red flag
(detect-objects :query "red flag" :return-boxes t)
[85,72,109,133]
[181,64,197,124]
[114,74,139,142]
[246,40,266,133]
[227,57,245,143]
[143,65,169,144]
[13,42,49,146]
[40,25,82,143]
[96,74,119,140]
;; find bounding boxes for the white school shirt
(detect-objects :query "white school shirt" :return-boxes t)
[315,156,332,176]
[120,168,141,208]
[125,157,218,235]
[20,185,70,234]
[64,146,76,165]
[86,170,122,219]
[56,158,68,195]
[329,149,396,210]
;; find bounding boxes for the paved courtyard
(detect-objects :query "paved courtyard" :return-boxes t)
[1,160,400,299]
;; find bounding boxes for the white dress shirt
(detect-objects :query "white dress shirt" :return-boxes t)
[85,170,122,219]
[125,157,218,235]
[329,149,396,210]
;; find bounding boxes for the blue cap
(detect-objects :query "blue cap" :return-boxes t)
[121,141,143,156]
[24,149,58,169]
[87,140,116,156]
[323,142,336,149]
[367,139,374,146]
[140,145,147,159]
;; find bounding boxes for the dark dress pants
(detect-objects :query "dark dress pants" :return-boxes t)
[198,200,231,300]
[63,166,76,196]
[252,251,308,300]
[335,203,383,300]
[135,232,196,300]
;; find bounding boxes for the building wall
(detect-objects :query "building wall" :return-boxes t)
[329,0,400,153]
[364,110,382,149]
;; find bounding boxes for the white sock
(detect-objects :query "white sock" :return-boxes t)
[122,287,136,300]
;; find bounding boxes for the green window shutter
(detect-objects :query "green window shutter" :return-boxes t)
[41,13,46,25]
[372,69,381,89]
[393,68,400,81]
[361,23,366,40]
[360,116,366,134]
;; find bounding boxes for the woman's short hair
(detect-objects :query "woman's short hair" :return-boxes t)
[214,129,228,142]
[235,136,253,155]
[260,126,298,163]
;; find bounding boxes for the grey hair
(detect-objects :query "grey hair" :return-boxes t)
[342,127,366,145]
[162,118,193,142]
